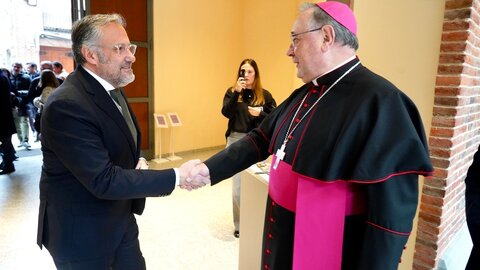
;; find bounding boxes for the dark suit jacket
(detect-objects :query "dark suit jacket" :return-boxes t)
[0,74,16,138]
[37,65,176,263]
[466,144,480,247]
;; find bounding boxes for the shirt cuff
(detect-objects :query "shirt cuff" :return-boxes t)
[173,168,180,186]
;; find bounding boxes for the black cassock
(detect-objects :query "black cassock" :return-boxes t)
[465,144,480,270]
[205,58,433,270]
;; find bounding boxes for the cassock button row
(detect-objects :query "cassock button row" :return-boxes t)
[266,249,271,254]
[311,89,318,94]
[268,233,273,239]
[270,217,275,223]
[303,103,308,108]
[295,118,300,123]
[271,201,275,206]
[264,264,269,269]
[288,135,293,140]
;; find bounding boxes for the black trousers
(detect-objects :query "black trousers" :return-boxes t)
[54,216,146,270]
[0,134,15,165]
[466,190,480,270]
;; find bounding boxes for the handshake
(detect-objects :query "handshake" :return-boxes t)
[177,159,211,191]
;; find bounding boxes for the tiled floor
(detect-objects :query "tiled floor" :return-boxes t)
[0,136,237,269]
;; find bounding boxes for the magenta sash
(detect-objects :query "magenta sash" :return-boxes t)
[269,155,365,269]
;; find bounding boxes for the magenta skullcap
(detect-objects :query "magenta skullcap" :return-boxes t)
[316,1,357,35]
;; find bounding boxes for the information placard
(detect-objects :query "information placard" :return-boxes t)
[154,114,168,128]
[167,112,182,127]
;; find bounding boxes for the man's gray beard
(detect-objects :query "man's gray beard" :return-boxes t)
[97,50,135,88]
[116,74,135,88]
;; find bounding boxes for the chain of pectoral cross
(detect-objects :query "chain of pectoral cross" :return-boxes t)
[273,61,361,170]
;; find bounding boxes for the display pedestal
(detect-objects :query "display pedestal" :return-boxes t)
[167,127,182,161]
[153,114,169,163]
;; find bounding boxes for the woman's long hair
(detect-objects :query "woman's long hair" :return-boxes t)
[233,59,265,106]
[38,69,60,88]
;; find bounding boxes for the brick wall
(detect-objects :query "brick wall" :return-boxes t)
[413,0,480,268]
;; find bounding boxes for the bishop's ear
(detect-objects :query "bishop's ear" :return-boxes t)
[320,25,336,49]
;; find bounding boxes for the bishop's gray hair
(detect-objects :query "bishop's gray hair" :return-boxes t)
[300,3,359,50]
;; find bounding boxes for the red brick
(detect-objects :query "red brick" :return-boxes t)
[444,9,472,20]
[430,127,454,138]
[413,253,437,268]
[442,30,470,42]
[440,43,467,54]
[416,238,439,250]
[432,167,448,178]
[436,75,462,86]
[418,207,443,226]
[434,86,461,96]
[419,211,442,225]
[429,137,453,148]
[434,96,460,106]
[430,157,450,168]
[423,185,446,197]
[442,20,470,31]
[429,147,451,158]
[420,194,444,207]
[432,106,458,117]
[415,242,438,258]
[438,53,466,64]
[445,0,474,9]
[424,177,447,188]
[412,262,434,270]
[431,116,456,127]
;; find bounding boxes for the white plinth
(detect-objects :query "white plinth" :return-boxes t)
[152,158,169,164]
[167,155,182,161]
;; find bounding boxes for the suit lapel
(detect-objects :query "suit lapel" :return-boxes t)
[76,66,138,157]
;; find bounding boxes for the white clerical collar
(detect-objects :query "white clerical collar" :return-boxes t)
[312,55,357,86]
[83,66,116,92]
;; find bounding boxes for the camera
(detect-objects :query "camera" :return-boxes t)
[239,69,245,78]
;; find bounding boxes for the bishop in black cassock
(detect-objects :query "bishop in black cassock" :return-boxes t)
[195,2,433,269]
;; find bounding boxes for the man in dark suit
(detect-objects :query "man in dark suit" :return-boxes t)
[36,14,208,270]
[466,144,480,270]
[0,72,16,174]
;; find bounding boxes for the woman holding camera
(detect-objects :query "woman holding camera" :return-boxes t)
[221,58,276,238]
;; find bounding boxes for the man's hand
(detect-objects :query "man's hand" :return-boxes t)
[178,160,210,191]
[136,157,149,170]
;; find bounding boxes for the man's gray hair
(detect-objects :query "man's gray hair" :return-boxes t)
[301,3,359,50]
[71,13,126,65]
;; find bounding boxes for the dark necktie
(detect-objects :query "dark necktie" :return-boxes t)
[110,88,138,147]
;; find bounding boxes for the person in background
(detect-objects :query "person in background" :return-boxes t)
[27,61,64,141]
[37,13,208,269]
[52,61,69,80]
[0,71,17,175]
[33,69,60,110]
[186,2,433,269]
[465,144,480,270]
[32,69,60,139]
[221,58,276,238]
[28,61,65,102]
[9,62,32,150]
[26,62,40,79]
[28,61,64,100]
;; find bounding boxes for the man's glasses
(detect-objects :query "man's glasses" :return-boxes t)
[92,43,137,56]
[290,26,323,47]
